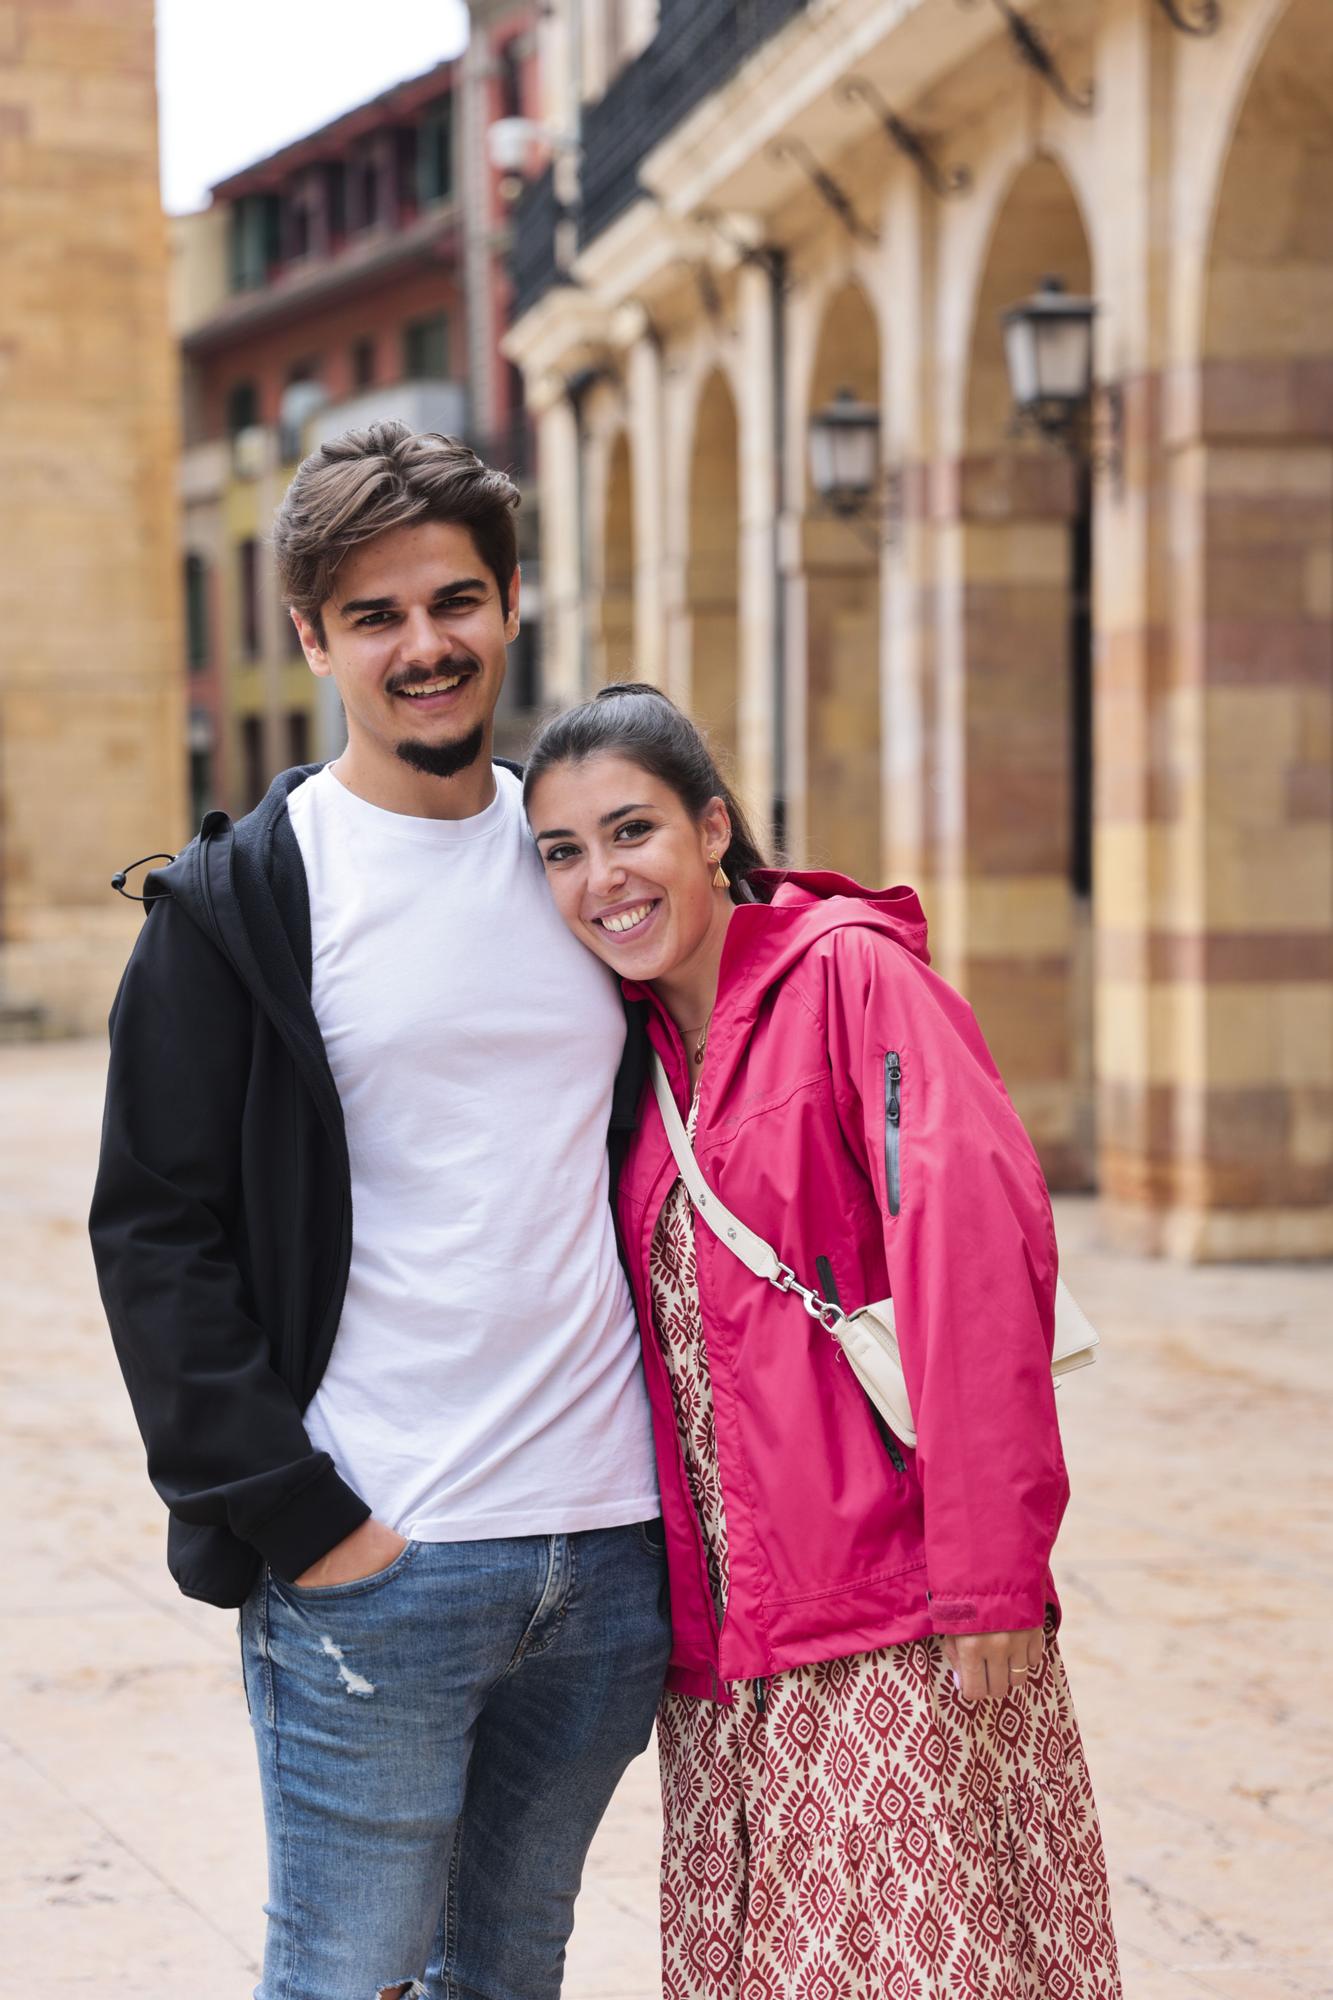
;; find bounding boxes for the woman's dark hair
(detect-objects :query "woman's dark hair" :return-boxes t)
[523,684,770,898]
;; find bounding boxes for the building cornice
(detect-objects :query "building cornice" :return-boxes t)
[638,0,994,221]
[182,207,461,356]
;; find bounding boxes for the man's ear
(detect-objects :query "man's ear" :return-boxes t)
[292,608,331,678]
[504,565,522,642]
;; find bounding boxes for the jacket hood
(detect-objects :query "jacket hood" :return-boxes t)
[622,869,931,1090]
[750,868,929,964]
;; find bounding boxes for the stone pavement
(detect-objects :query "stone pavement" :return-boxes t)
[2,1038,1330,1999]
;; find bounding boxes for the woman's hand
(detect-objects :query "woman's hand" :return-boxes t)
[940,1626,1044,1701]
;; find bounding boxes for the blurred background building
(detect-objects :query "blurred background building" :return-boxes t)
[0,0,183,1038]
[503,0,1332,1262]
[171,5,541,821]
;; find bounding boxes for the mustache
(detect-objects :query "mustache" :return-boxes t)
[385,655,482,696]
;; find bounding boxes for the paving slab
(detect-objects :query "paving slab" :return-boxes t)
[2,1039,1329,1998]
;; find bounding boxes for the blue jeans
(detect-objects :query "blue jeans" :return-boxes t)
[239,1523,671,2000]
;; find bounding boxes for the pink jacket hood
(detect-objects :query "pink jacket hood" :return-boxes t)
[618,873,1066,1701]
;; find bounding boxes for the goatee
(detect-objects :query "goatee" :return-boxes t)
[395,724,486,779]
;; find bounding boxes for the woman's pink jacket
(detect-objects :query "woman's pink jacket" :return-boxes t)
[617,870,1068,1702]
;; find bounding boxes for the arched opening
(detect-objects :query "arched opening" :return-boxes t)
[685,370,741,764]
[1188,0,1333,1246]
[803,282,882,883]
[958,157,1095,1190]
[596,429,635,684]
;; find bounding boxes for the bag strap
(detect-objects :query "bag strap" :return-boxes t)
[650,1054,842,1329]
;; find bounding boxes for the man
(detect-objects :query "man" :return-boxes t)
[89,423,669,2000]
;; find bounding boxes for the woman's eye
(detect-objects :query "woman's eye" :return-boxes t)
[614,820,653,841]
[543,844,578,865]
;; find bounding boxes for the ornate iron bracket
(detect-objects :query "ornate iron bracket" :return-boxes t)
[768,137,879,245]
[696,208,786,283]
[836,78,972,197]
[958,0,1095,115]
[1152,0,1221,32]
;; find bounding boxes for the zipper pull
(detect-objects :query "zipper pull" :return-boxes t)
[754,1677,768,1716]
[884,1051,903,1218]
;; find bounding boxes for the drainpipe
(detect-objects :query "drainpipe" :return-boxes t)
[768,248,789,857]
[565,363,611,696]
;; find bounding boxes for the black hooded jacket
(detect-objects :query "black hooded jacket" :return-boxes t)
[88,764,648,1608]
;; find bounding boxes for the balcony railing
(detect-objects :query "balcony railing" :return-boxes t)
[508,0,809,320]
[579,0,810,246]
[510,164,571,323]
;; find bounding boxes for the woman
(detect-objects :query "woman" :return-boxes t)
[524,684,1121,2000]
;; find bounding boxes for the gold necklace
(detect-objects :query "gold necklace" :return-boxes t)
[689,1012,714,1067]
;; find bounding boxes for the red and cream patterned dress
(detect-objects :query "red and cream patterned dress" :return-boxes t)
[647,1092,1122,2000]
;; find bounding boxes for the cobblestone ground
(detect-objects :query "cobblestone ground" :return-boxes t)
[2,1039,1330,1998]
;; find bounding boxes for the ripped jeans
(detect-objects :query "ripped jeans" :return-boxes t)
[239,1523,670,2000]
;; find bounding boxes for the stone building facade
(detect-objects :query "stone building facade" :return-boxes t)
[505,0,1332,1262]
[0,0,183,1034]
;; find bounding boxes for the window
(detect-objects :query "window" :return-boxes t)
[353,153,380,230]
[226,380,258,438]
[184,553,210,671]
[498,38,523,120]
[417,96,454,205]
[238,539,261,661]
[352,335,377,389]
[229,194,281,291]
[287,710,312,768]
[403,312,450,381]
[240,716,266,810]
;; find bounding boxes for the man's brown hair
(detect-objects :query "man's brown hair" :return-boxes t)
[273,421,520,644]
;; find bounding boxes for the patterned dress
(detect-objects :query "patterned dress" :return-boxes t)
[647,1093,1122,2000]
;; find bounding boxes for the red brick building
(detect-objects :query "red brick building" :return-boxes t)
[175,26,541,820]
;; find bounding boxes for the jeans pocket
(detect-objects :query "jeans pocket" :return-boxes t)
[274,1537,421,1603]
[638,1516,667,1557]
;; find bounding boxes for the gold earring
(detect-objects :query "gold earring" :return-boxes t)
[711,854,729,891]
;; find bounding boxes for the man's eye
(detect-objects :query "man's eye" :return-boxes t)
[357,611,393,628]
[614,821,652,841]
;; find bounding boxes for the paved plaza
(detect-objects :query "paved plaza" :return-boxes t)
[2,1038,1330,1997]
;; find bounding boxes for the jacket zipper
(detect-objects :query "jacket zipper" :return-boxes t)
[884,1051,902,1217]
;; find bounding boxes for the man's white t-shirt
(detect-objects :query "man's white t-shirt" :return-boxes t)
[288,763,659,1541]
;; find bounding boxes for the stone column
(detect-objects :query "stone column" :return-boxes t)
[0,0,185,1033]
[734,260,778,830]
[533,394,584,704]
[626,333,667,690]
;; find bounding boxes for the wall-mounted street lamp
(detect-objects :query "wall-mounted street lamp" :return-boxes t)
[808,388,906,549]
[1002,275,1096,440]
[1001,277,1105,901]
[1002,275,1123,489]
[808,387,881,516]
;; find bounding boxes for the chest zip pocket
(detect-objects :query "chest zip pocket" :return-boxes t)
[884,1052,902,1217]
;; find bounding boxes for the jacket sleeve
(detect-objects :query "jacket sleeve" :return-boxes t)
[88,895,370,1579]
[823,928,1067,1635]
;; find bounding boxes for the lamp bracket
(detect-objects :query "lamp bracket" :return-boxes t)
[958,0,1095,115]
[836,78,972,197]
[768,137,879,245]
[696,208,786,283]
[1152,0,1222,32]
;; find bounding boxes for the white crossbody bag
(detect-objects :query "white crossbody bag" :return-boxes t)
[651,1054,1099,1450]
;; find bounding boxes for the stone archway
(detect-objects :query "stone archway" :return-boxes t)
[685,370,741,765]
[596,429,635,684]
[803,281,882,883]
[954,157,1096,1191]
[1178,0,1333,1253]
